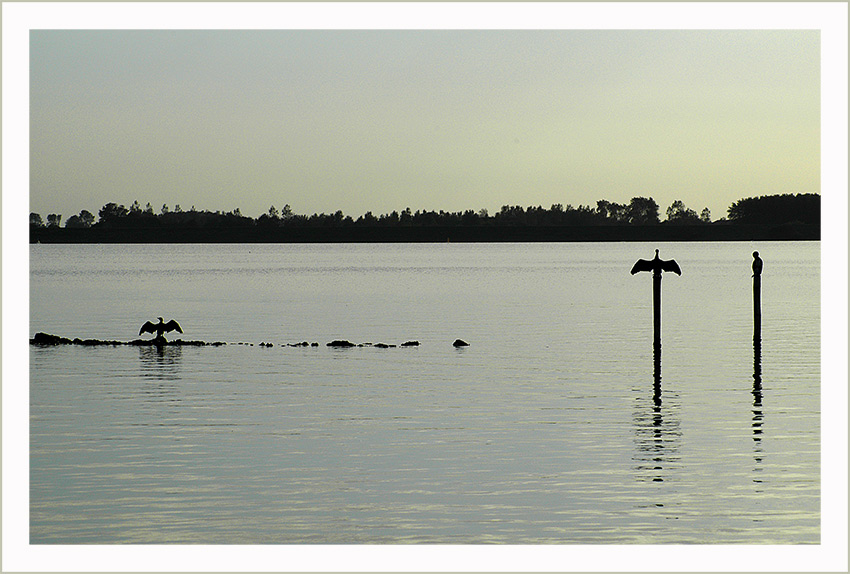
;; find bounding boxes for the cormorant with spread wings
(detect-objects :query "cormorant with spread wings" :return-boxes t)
[139,317,183,341]
[630,249,682,276]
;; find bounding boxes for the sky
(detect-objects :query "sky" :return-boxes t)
[30,27,820,222]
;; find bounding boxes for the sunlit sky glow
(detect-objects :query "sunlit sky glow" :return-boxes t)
[30,26,819,221]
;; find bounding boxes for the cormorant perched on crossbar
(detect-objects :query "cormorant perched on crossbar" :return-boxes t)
[630,249,682,276]
[630,249,681,371]
[139,317,182,342]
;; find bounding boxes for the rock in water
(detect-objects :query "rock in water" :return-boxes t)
[327,340,356,348]
[453,339,469,347]
[30,332,226,347]
[31,332,70,345]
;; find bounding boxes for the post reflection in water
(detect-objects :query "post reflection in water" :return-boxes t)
[653,342,662,407]
[633,344,681,484]
[752,334,764,490]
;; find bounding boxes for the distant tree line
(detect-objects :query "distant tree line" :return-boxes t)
[727,193,820,225]
[30,193,819,235]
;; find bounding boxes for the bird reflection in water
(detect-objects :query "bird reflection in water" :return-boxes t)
[138,344,183,381]
[633,344,681,484]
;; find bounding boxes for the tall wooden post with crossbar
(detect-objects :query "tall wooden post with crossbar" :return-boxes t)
[631,249,682,375]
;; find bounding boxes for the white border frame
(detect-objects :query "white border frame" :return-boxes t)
[3,3,847,572]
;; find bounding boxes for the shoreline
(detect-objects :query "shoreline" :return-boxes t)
[31,222,819,244]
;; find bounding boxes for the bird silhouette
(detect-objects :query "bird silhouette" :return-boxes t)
[630,249,682,276]
[139,317,183,341]
[752,251,763,277]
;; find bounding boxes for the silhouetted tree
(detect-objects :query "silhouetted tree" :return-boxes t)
[65,210,95,228]
[30,213,44,228]
[80,210,95,226]
[627,197,660,225]
[497,205,527,225]
[98,202,129,224]
[257,205,281,227]
[597,200,628,224]
[461,209,479,225]
[381,210,400,226]
[357,211,379,226]
[728,193,820,225]
[46,214,62,227]
[666,200,700,224]
[700,207,712,223]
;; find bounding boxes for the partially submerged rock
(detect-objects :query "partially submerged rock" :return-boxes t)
[31,332,72,345]
[328,339,417,348]
[31,332,417,350]
[453,339,469,347]
[31,332,225,347]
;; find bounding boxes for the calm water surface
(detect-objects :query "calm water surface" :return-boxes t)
[30,242,820,543]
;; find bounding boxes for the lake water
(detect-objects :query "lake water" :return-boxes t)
[29,242,820,545]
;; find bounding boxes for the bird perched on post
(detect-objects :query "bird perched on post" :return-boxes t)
[139,317,183,342]
[630,249,682,276]
[752,251,763,277]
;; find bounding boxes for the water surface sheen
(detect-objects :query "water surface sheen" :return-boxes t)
[30,242,820,543]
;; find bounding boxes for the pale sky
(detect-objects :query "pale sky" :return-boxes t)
[30,28,819,221]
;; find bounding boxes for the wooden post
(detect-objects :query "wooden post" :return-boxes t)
[752,251,763,408]
[753,273,761,339]
[752,251,763,341]
[653,270,662,350]
[631,249,680,351]
[631,249,681,407]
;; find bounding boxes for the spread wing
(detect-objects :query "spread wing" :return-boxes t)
[164,319,183,333]
[660,259,682,275]
[139,321,156,335]
[630,259,654,275]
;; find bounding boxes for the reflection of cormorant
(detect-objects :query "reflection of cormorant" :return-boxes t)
[139,317,183,342]
[631,249,682,276]
[138,344,183,381]
[752,251,763,277]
